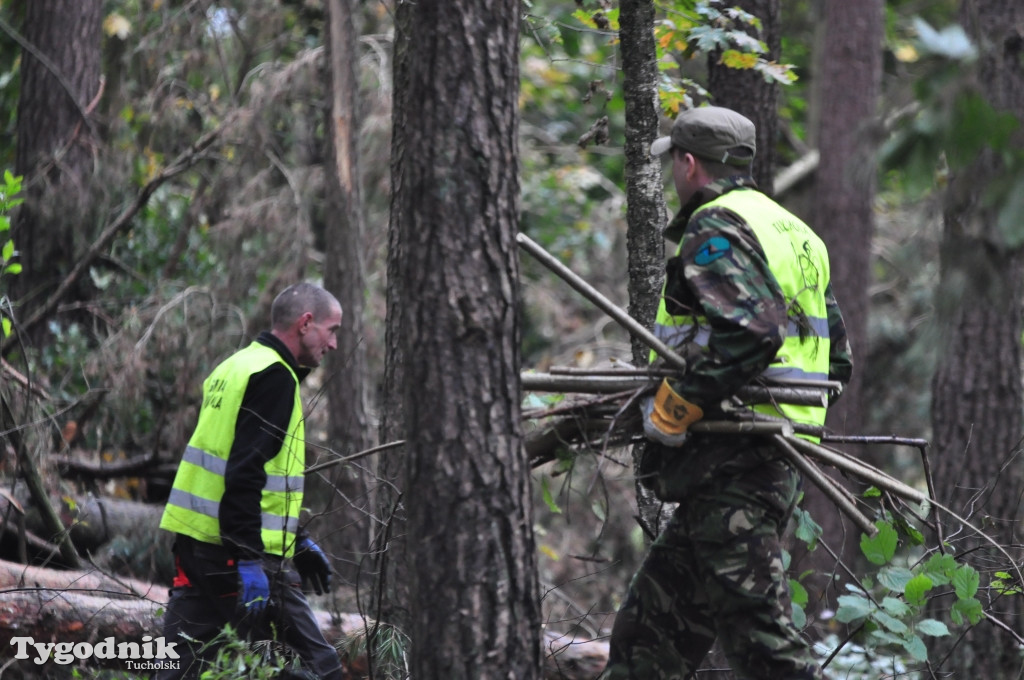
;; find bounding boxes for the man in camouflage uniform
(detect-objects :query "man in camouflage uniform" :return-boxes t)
[600,106,853,679]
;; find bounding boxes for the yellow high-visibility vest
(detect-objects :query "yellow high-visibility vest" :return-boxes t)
[159,342,305,557]
[651,189,832,435]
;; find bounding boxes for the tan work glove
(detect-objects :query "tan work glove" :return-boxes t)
[640,378,704,447]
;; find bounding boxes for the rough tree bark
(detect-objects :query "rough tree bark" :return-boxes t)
[706,0,780,194]
[12,0,103,339]
[389,1,541,678]
[928,1,1024,676]
[811,0,883,441]
[618,0,674,549]
[801,0,884,620]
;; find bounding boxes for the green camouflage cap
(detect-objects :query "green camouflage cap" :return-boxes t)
[650,106,756,166]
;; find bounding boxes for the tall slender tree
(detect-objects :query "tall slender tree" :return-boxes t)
[387,1,541,677]
[618,0,672,540]
[802,0,884,617]
[12,0,102,342]
[322,0,373,588]
[929,1,1024,675]
[812,0,883,441]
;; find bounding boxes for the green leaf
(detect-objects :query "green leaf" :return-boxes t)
[1,317,11,339]
[904,574,934,606]
[881,596,911,618]
[952,565,980,599]
[791,601,806,629]
[591,499,606,522]
[902,634,928,661]
[4,263,21,275]
[951,597,983,625]
[2,239,13,260]
[878,566,915,593]
[789,578,808,606]
[861,521,898,565]
[917,618,950,637]
[862,486,882,498]
[870,629,905,646]
[874,611,909,635]
[793,506,822,548]
[921,552,956,585]
[835,594,873,623]
[540,477,561,515]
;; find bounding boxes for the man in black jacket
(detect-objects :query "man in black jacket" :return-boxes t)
[158,282,345,680]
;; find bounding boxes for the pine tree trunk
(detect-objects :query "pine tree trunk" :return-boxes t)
[929,2,1024,675]
[389,1,542,678]
[800,0,883,622]
[12,0,103,335]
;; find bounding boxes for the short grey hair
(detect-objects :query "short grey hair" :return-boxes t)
[271,282,340,329]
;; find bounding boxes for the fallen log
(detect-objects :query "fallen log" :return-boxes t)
[0,558,609,680]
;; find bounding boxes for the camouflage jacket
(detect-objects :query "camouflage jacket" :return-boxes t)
[659,176,853,408]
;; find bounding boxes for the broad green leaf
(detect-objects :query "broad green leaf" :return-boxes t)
[793,506,822,548]
[952,565,980,599]
[861,521,898,565]
[2,239,13,260]
[874,611,908,635]
[788,578,808,606]
[904,574,934,606]
[878,566,914,593]
[881,596,911,618]
[917,619,950,637]
[862,486,882,498]
[921,552,956,585]
[835,594,873,623]
[4,263,21,275]
[791,601,806,629]
[902,634,928,661]
[951,597,983,625]
[1,317,11,338]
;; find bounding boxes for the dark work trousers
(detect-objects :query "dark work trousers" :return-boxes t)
[158,536,344,680]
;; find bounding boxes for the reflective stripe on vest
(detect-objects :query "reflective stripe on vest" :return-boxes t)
[651,189,832,436]
[159,342,305,557]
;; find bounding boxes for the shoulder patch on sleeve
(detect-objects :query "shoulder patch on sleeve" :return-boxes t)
[693,235,731,266]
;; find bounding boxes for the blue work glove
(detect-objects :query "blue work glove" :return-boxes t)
[236,559,270,614]
[293,536,332,595]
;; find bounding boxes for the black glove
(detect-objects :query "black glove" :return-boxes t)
[293,536,332,595]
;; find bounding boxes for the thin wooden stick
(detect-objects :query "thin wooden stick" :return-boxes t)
[772,434,878,537]
[784,435,927,504]
[517,233,688,371]
[521,372,828,407]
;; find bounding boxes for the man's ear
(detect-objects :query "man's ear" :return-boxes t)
[297,311,313,334]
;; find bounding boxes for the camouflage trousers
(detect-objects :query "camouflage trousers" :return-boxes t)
[601,442,824,680]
